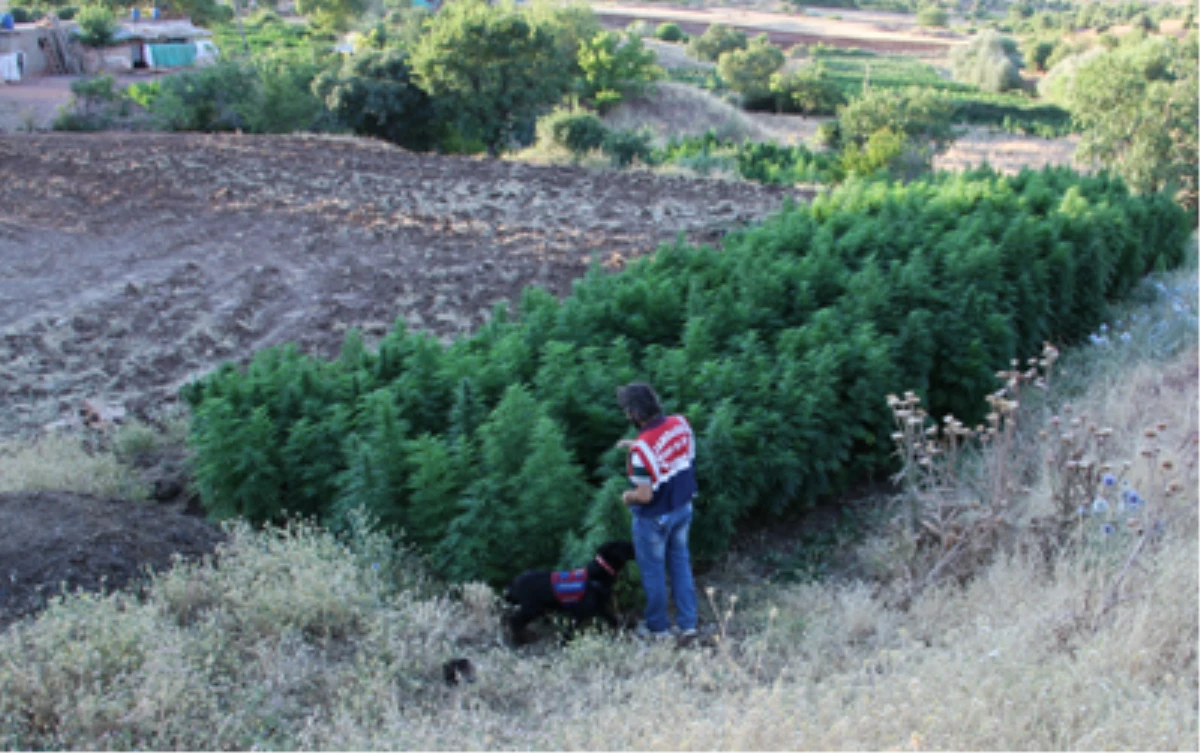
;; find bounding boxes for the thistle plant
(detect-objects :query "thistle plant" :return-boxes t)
[886,342,1060,601]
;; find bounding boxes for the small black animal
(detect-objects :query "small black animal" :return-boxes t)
[442,657,476,686]
[503,540,636,645]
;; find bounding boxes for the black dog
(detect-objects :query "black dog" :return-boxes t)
[503,541,636,645]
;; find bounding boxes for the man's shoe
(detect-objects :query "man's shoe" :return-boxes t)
[678,627,699,639]
[635,622,673,641]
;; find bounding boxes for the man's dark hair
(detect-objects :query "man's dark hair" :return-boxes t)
[617,382,663,425]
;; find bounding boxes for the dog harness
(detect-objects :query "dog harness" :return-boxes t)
[550,568,589,605]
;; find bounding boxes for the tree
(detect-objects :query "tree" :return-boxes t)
[769,62,845,115]
[836,87,955,177]
[312,49,440,151]
[716,34,785,105]
[75,4,117,47]
[837,86,954,151]
[686,23,747,62]
[1064,36,1198,205]
[576,30,662,112]
[412,0,572,156]
[295,0,367,31]
[949,29,1023,92]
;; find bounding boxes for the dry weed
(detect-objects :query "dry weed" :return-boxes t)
[0,433,148,500]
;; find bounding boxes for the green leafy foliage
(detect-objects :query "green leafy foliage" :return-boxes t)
[949,30,1024,93]
[538,107,609,159]
[75,4,117,47]
[810,47,1071,136]
[411,0,572,155]
[1054,35,1198,204]
[601,127,654,168]
[137,59,330,134]
[654,132,843,184]
[915,4,948,28]
[185,168,1190,584]
[54,74,137,131]
[654,22,686,42]
[686,23,747,62]
[768,63,846,115]
[716,34,785,106]
[576,30,662,112]
[295,0,368,31]
[312,49,440,150]
[837,86,954,174]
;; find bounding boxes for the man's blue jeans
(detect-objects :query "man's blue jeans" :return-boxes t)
[632,503,697,634]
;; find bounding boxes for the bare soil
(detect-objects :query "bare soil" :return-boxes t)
[0,131,803,627]
[0,488,224,630]
[596,1,962,55]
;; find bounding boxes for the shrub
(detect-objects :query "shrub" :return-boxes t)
[716,34,785,105]
[602,127,654,167]
[814,119,841,148]
[576,30,662,113]
[143,59,329,135]
[837,86,954,152]
[654,22,685,42]
[1020,36,1056,73]
[768,63,845,115]
[626,19,655,38]
[839,126,907,176]
[949,29,1023,92]
[75,4,118,47]
[56,6,79,20]
[686,23,748,62]
[183,167,1190,581]
[915,4,948,28]
[312,48,438,150]
[538,108,609,159]
[9,7,32,22]
[53,74,138,132]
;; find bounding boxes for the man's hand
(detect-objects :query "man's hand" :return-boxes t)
[622,485,652,506]
[615,439,635,450]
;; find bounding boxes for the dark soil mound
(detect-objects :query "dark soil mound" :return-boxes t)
[0,490,223,630]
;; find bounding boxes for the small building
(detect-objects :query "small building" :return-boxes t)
[0,23,68,79]
[86,19,218,73]
[0,17,216,78]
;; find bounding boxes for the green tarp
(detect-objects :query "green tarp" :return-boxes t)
[148,43,196,68]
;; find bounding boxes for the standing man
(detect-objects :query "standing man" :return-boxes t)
[617,382,698,640]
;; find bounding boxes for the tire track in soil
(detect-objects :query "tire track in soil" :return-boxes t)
[0,132,809,438]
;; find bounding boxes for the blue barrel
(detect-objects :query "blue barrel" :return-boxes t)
[0,13,14,30]
[152,6,160,19]
[131,7,140,21]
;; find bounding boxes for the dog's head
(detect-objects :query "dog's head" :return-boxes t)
[596,540,636,572]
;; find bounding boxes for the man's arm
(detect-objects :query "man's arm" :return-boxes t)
[623,448,654,506]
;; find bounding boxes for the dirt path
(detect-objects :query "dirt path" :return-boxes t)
[0,132,804,439]
[594,1,962,54]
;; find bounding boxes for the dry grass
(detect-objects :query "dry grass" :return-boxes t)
[604,81,771,145]
[935,125,1080,175]
[0,432,148,501]
[0,261,1195,750]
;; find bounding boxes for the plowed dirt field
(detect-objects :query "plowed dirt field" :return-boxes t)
[0,132,803,438]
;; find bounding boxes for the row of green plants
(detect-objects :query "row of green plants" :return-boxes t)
[659,24,1074,136]
[182,168,1191,586]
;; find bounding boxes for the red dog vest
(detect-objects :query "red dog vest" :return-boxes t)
[550,568,589,605]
